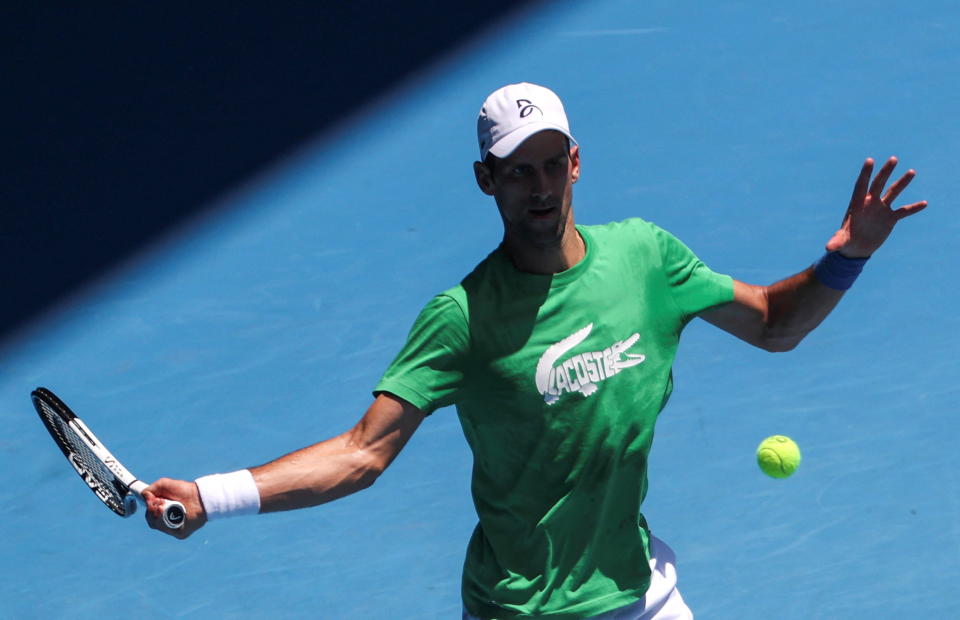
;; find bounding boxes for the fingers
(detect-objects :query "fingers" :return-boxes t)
[849,158,874,211]
[145,504,191,539]
[882,168,917,205]
[856,156,924,212]
[143,480,175,535]
[868,156,898,201]
[893,200,928,220]
[143,477,204,540]
[144,478,175,516]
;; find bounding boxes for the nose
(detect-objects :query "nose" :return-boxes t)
[530,170,552,202]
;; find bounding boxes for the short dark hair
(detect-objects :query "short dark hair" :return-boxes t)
[483,152,500,176]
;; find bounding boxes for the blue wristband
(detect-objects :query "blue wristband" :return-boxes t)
[813,251,869,290]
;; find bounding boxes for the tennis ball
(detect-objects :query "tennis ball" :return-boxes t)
[756,435,801,479]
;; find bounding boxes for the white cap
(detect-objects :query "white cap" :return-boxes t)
[477,82,577,161]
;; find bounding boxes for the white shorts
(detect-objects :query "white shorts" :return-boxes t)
[462,535,692,620]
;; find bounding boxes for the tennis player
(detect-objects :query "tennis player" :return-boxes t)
[145,83,926,619]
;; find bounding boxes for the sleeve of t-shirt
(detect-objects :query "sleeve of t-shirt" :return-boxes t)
[373,292,469,415]
[649,222,734,320]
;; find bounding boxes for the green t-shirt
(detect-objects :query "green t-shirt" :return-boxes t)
[375,218,733,619]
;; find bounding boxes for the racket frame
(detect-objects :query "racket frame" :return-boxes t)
[32,387,185,529]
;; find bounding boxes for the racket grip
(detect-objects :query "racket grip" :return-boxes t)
[161,499,186,529]
[128,480,186,529]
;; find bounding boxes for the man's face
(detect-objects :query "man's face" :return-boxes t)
[474,130,581,249]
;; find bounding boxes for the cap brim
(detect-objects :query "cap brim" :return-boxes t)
[487,122,577,159]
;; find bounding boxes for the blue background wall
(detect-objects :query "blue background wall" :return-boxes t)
[3,2,956,618]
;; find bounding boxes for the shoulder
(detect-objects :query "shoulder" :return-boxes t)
[424,248,506,325]
[579,218,673,260]
[431,286,468,322]
[580,217,666,244]
[593,218,696,254]
[456,245,518,303]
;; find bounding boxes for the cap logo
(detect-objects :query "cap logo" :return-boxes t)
[516,99,542,119]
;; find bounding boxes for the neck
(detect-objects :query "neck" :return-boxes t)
[503,219,585,275]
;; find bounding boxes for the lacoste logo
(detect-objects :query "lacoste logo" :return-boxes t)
[535,323,646,405]
[516,99,542,118]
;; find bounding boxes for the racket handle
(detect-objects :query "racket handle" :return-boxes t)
[160,499,186,529]
[128,481,186,529]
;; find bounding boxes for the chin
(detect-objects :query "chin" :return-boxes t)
[521,225,566,248]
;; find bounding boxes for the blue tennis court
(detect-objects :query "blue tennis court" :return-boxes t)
[3,1,957,618]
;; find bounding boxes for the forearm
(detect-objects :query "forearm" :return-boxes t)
[147,394,422,537]
[250,431,382,513]
[702,266,847,352]
[249,394,423,514]
[759,266,845,351]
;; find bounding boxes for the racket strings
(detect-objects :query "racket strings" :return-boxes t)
[36,399,130,516]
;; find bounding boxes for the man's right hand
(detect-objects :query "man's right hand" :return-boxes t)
[143,478,208,539]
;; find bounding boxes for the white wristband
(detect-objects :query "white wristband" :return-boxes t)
[195,469,261,519]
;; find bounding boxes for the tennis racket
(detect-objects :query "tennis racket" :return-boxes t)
[31,387,185,529]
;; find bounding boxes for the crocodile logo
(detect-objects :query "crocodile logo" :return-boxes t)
[535,323,646,405]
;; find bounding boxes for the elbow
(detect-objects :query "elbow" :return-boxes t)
[757,330,804,353]
[355,467,381,491]
[757,305,808,353]
[352,452,386,491]
[761,338,800,353]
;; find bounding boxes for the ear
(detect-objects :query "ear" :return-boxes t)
[473,161,496,196]
[569,145,581,184]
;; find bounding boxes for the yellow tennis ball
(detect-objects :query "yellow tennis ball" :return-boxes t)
[756,435,801,479]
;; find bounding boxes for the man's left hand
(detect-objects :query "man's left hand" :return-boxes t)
[825,156,927,258]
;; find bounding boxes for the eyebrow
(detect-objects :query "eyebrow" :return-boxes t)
[509,150,568,166]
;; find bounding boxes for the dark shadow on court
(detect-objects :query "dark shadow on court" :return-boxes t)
[2,2,541,345]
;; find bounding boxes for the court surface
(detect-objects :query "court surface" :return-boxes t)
[2,1,958,618]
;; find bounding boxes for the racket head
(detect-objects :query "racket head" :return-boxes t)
[31,387,133,518]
